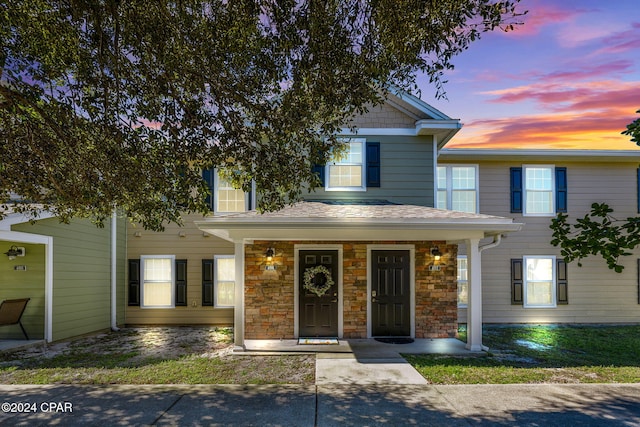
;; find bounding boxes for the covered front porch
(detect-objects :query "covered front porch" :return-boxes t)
[197,201,522,352]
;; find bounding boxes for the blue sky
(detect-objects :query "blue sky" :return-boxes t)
[417,0,640,150]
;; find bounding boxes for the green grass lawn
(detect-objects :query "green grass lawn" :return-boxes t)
[405,324,640,384]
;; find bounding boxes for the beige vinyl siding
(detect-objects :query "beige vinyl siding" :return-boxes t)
[126,213,234,325]
[448,160,640,324]
[12,216,126,341]
[305,135,435,207]
[0,242,46,339]
[348,102,419,128]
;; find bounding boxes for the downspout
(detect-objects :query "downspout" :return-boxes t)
[111,212,120,331]
[479,234,502,253]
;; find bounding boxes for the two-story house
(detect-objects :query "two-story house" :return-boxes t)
[128,92,522,352]
[437,149,640,325]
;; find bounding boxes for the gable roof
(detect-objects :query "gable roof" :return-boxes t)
[341,90,462,148]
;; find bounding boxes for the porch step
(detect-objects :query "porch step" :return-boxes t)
[298,337,339,345]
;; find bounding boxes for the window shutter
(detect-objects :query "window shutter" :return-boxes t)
[311,164,325,186]
[555,167,567,213]
[366,142,381,187]
[511,259,523,305]
[202,259,214,306]
[128,259,140,306]
[556,259,568,305]
[202,168,215,211]
[175,259,187,306]
[510,167,523,213]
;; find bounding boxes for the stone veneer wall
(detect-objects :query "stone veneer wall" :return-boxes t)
[244,241,458,340]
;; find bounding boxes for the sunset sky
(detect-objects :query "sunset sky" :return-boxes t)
[419,0,640,150]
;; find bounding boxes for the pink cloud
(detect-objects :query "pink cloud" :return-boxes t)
[503,1,585,37]
[448,108,640,150]
[594,22,640,55]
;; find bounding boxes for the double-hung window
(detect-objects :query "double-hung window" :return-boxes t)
[457,256,468,307]
[437,165,479,213]
[214,255,235,307]
[523,256,556,308]
[326,138,366,191]
[511,165,567,215]
[203,168,252,213]
[141,255,175,308]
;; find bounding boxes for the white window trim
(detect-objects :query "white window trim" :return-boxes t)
[325,138,366,192]
[523,255,557,308]
[140,255,175,309]
[213,169,253,214]
[436,164,479,213]
[214,255,236,308]
[523,164,555,217]
[457,255,468,308]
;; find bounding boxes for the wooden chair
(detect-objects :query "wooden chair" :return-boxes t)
[0,298,30,340]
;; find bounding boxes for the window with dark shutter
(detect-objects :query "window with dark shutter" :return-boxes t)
[175,259,187,306]
[366,142,381,187]
[511,258,523,305]
[311,163,325,186]
[510,167,523,213]
[128,259,140,306]
[556,259,568,304]
[202,259,214,306]
[555,167,567,213]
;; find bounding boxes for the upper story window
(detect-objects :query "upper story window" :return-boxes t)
[203,168,253,213]
[511,165,567,216]
[437,165,478,213]
[326,138,366,191]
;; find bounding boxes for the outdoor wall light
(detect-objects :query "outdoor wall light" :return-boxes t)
[265,248,275,262]
[4,245,25,260]
[430,247,442,261]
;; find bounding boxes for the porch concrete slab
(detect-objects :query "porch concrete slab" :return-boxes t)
[0,340,45,353]
[316,357,428,385]
[242,338,471,356]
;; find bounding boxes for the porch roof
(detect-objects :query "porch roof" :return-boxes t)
[196,201,523,242]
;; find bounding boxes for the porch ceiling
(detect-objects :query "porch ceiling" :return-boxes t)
[195,201,523,243]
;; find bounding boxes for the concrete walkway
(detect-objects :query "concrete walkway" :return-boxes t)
[1,339,640,425]
[1,384,639,426]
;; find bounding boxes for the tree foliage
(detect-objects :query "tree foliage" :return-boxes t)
[550,203,640,273]
[550,110,640,273]
[1,0,524,230]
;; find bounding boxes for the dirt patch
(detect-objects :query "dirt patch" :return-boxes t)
[0,326,234,366]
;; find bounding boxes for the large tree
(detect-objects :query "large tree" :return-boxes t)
[550,110,640,272]
[1,0,523,230]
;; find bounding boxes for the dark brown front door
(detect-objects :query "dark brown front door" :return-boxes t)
[371,250,411,337]
[299,250,339,337]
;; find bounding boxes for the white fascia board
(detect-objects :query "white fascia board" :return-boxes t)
[390,90,453,120]
[438,149,640,162]
[0,212,56,230]
[197,219,523,243]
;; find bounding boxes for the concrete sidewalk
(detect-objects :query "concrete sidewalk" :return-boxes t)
[1,383,639,426]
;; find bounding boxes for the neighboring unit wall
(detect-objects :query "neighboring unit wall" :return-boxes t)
[243,240,458,340]
[304,135,436,207]
[446,159,640,324]
[0,242,45,339]
[126,213,234,325]
[12,216,126,342]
